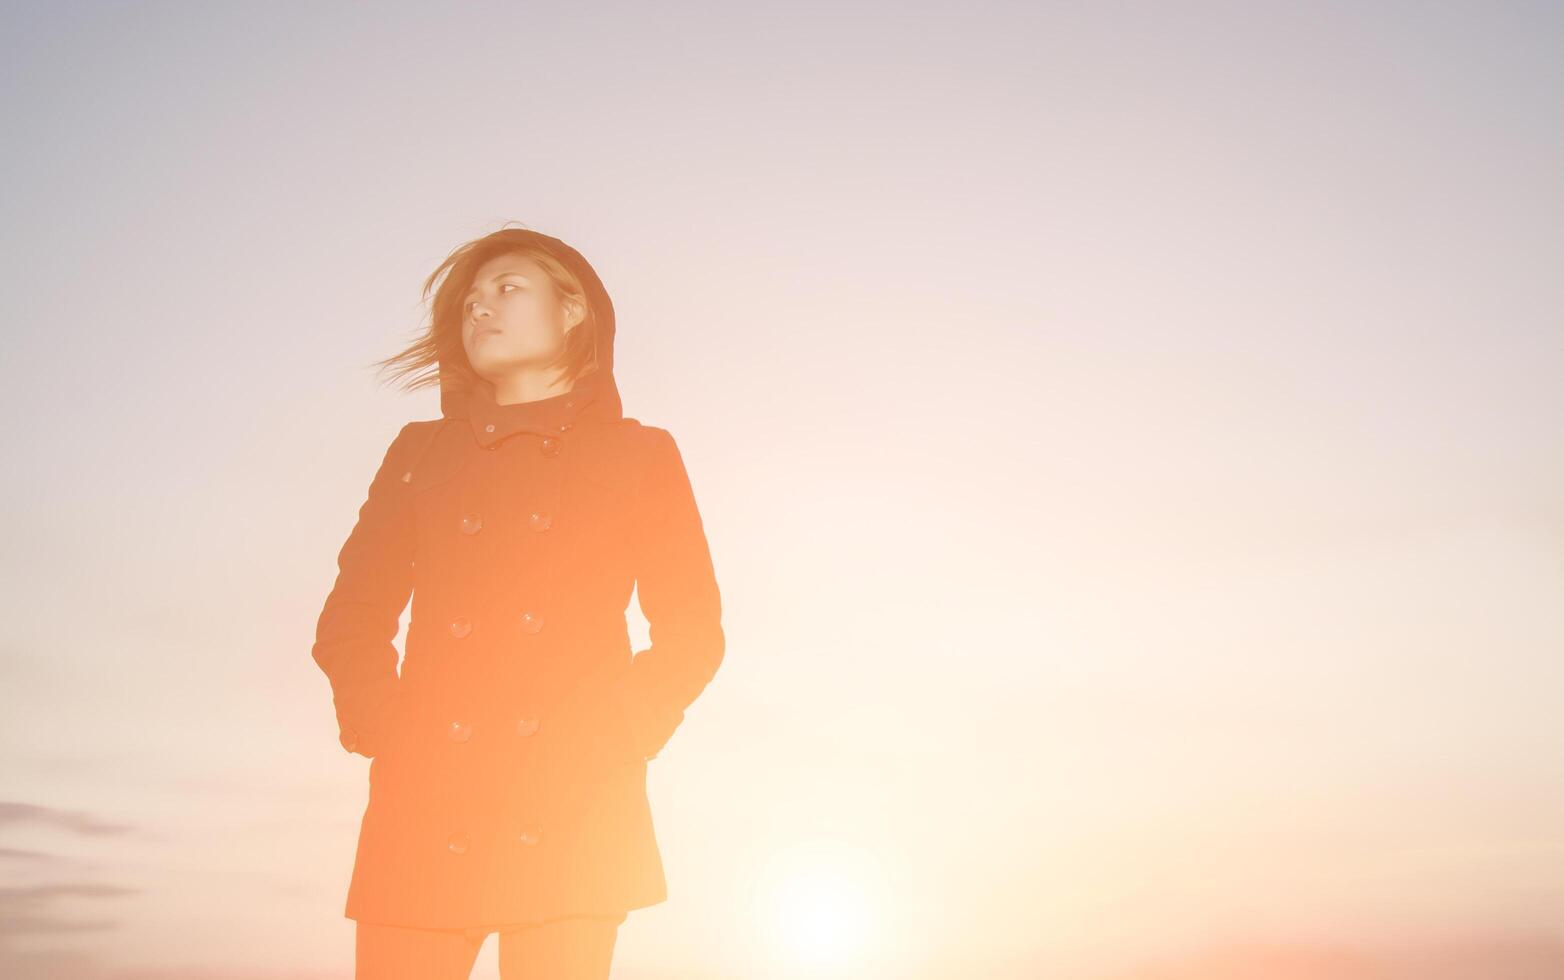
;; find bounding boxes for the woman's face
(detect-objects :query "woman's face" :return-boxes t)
[460,253,579,381]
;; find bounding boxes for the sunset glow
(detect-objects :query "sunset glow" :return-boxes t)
[755,839,885,974]
[4,2,1561,978]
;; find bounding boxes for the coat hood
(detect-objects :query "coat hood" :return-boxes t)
[437,231,624,441]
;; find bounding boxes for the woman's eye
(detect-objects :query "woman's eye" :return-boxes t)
[467,283,522,312]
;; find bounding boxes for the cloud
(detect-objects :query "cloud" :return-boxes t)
[0,911,121,936]
[0,882,138,940]
[0,801,135,837]
[0,946,109,980]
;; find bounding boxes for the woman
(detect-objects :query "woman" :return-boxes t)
[311,227,726,979]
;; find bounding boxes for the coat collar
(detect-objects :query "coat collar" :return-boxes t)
[443,367,624,449]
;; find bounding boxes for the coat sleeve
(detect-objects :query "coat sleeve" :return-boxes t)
[609,427,726,762]
[311,422,420,757]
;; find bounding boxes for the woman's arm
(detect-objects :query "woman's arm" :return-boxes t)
[610,427,727,762]
[311,422,421,757]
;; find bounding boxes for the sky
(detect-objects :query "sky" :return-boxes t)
[1,1,1562,977]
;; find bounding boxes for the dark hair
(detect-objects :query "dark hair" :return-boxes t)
[373,223,604,401]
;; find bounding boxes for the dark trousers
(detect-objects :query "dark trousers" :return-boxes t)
[355,911,626,979]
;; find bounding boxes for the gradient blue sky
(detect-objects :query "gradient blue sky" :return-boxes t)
[1,2,1561,978]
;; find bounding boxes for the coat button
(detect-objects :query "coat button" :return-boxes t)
[519,611,543,634]
[484,423,496,434]
[450,616,473,639]
[540,437,561,457]
[460,514,483,534]
[558,423,573,432]
[528,511,552,532]
[518,824,543,846]
[448,831,471,855]
[516,717,540,737]
[448,720,472,743]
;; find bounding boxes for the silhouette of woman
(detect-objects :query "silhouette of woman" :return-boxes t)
[311,227,726,979]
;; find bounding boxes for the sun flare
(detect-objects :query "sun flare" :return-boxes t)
[755,839,885,973]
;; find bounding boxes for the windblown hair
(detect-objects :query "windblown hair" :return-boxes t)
[373,223,605,402]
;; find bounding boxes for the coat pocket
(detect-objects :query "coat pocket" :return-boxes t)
[340,681,412,760]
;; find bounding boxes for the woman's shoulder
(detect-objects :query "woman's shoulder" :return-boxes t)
[387,417,457,454]
[381,417,463,489]
[594,416,674,450]
[566,418,680,490]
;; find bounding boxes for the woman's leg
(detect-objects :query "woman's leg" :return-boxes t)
[496,912,626,980]
[355,921,486,980]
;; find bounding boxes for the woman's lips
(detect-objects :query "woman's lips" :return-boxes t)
[473,327,502,340]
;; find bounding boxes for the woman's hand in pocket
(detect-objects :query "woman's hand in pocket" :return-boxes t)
[336,676,406,759]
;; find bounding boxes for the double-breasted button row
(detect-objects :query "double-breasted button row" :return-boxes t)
[425,717,540,742]
[456,512,550,534]
[449,613,543,637]
[447,720,472,742]
[445,823,544,855]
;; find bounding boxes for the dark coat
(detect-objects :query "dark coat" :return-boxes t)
[311,240,725,930]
